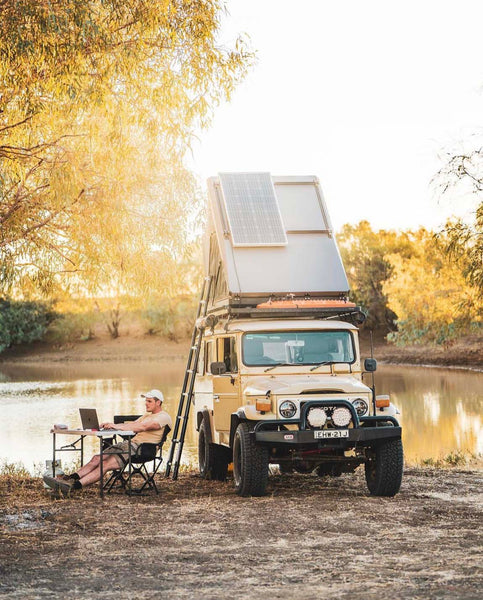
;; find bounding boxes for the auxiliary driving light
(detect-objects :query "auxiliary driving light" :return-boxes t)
[307,407,327,428]
[331,407,352,427]
[279,400,297,419]
[352,398,369,416]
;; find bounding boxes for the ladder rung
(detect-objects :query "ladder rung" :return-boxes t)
[176,415,185,420]
[191,346,198,350]
[187,369,194,374]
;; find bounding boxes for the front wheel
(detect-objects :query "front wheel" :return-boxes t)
[233,422,269,497]
[365,438,403,497]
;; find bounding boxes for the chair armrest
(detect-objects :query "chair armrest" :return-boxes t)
[134,443,157,462]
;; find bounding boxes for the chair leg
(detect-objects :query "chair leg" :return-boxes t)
[104,469,127,493]
[105,455,164,495]
[125,459,163,495]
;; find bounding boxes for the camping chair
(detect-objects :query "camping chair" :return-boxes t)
[103,415,171,495]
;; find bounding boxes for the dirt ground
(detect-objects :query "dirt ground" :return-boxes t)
[1,334,481,598]
[0,467,481,600]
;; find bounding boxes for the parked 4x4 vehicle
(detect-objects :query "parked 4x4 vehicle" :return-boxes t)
[165,172,403,496]
[194,318,403,497]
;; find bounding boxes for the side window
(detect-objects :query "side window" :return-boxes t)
[221,337,238,373]
[205,340,214,374]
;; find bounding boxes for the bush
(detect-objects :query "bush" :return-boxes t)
[0,299,55,353]
[142,295,197,341]
[46,311,99,344]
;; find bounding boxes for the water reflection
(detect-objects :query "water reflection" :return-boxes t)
[376,365,483,462]
[0,361,194,472]
[0,361,481,472]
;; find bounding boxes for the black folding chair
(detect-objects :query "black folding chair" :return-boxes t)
[104,415,170,495]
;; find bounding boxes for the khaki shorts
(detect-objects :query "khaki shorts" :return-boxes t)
[104,440,139,468]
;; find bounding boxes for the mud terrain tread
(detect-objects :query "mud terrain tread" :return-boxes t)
[234,422,269,497]
[365,438,403,497]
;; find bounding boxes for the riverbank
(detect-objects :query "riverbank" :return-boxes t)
[364,335,483,371]
[0,332,482,370]
[0,467,481,599]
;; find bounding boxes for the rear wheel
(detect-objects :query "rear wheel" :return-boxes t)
[233,422,269,496]
[198,414,228,481]
[365,438,403,497]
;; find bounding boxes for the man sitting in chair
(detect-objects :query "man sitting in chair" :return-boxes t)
[44,389,172,494]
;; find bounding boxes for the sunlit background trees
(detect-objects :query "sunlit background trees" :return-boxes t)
[0,0,251,342]
[0,1,481,350]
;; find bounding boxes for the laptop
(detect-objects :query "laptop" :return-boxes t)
[79,408,101,430]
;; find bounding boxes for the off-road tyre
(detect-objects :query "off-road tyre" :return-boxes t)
[365,438,403,497]
[233,422,269,496]
[198,414,228,481]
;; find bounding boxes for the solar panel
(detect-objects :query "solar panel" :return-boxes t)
[218,172,288,247]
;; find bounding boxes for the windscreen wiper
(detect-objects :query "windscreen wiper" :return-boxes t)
[310,361,334,372]
[264,362,292,372]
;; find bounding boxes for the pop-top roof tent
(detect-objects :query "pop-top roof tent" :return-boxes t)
[204,172,358,320]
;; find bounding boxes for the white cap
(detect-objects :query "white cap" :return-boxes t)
[141,389,164,403]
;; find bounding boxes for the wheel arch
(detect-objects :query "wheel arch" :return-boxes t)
[197,409,212,437]
[229,408,249,448]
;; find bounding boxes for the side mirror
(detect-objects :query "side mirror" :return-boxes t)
[364,358,377,372]
[210,361,227,375]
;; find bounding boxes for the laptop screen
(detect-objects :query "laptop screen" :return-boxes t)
[79,408,100,430]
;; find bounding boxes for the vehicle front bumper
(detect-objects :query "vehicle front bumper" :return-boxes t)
[254,425,401,447]
[252,412,401,448]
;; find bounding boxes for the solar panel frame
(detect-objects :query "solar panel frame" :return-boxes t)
[219,172,288,247]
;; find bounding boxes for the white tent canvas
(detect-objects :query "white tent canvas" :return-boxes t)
[205,173,349,307]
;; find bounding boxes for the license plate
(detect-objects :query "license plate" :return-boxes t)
[314,430,349,439]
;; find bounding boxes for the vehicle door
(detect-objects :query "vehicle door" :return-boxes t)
[212,336,241,432]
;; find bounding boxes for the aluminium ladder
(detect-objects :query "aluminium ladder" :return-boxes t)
[165,276,212,480]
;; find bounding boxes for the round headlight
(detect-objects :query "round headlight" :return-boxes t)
[279,400,297,419]
[331,407,352,427]
[307,407,327,428]
[352,398,369,416]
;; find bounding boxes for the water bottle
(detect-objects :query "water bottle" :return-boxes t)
[43,459,64,488]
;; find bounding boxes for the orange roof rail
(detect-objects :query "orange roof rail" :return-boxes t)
[256,299,356,309]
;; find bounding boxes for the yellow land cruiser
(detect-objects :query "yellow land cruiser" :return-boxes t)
[194,317,403,497]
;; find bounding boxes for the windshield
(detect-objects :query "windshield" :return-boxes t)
[242,330,355,366]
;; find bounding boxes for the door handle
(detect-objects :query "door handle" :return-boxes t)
[214,395,220,402]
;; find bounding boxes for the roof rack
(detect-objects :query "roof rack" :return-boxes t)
[197,305,366,328]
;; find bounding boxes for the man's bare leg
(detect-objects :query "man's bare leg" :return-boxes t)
[76,454,104,478]
[79,455,120,487]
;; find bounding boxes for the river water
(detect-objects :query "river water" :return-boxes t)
[0,360,481,473]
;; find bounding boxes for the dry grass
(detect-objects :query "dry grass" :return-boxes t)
[1,467,482,599]
[407,451,483,469]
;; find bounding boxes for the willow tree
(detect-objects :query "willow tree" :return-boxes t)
[0,1,251,301]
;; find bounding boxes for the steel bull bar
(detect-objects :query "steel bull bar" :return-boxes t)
[251,400,401,447]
